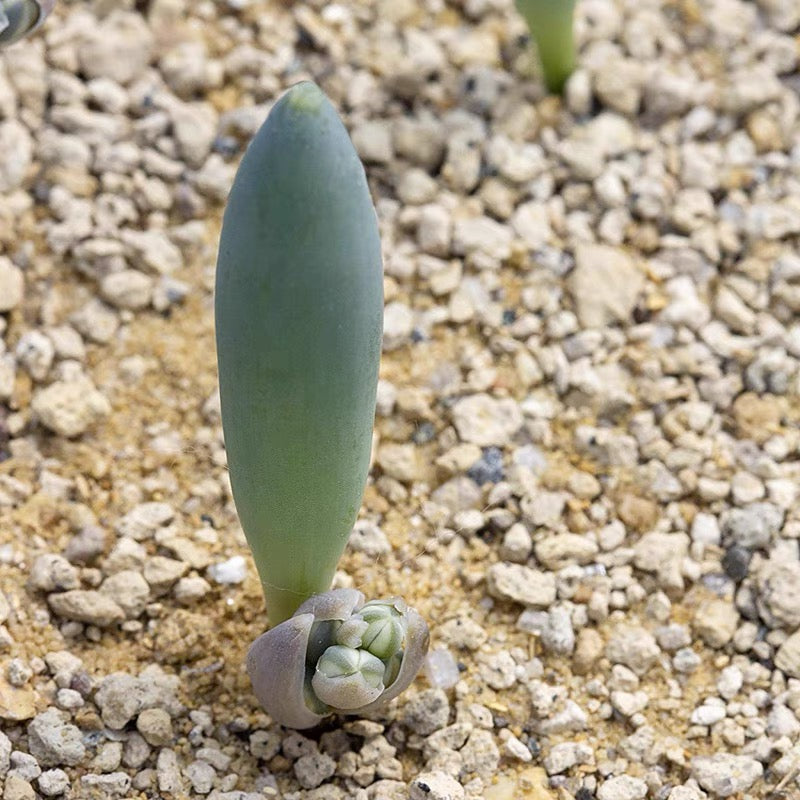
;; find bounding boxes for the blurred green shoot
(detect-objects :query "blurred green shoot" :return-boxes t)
[516,0,577,94]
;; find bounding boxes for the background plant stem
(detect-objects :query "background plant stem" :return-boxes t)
[517,0,577,94]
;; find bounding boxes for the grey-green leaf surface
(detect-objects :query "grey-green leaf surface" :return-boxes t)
[0,0,52,47]
[215,82,383,625]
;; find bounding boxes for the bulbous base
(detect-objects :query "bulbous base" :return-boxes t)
[247,588,429,729]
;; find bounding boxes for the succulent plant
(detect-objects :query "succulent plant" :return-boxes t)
[248,589,429,728]
[516,0,577,94]
[215,81,429,726]
[0,0,53,47]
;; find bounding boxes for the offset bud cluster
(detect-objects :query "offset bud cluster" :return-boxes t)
[0,0,53,47]
[248,589,429,729]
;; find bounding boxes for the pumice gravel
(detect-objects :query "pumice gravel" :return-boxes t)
[0,0,799,798]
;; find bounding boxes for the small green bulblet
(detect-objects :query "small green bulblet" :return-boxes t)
[312,645,385,710]
[358,602,406,660]
[335,617,370,649]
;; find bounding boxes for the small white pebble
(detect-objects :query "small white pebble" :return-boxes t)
[424,648,460,689]
[207,556,247,585]
[501,731,532,762]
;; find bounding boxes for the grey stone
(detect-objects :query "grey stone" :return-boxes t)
[543,741,593,775]
[122,229,183,275]
[452,394,522,447]
[9,750,40,780]
[29,555,79,593]
[541,606,576,656]
[512,201,551,251]
[143,556,187,592]
[136,707,173,746]
[122,733,150,769]
[171,101,217,168]
[452,215,512,264]
[352,120,393,164]
[100,270,154,310]
[383,301,414,351]
[6,658,32,687]
[396,168,437,205]
[597,776,648,800]
[722,503,783,548]
[0,257,23,312]
[487,563,556,608]
[115,502,174,540]
[0,730,10,777]
[436,617,487,650]
[535,533,598,570]
[64,525,106,564]
[717,665,743,700]
[480,650,517,690]
[15,331,53,382]
[691,702,726,726]
[757,560,800,629]
[27,709,85,767]
[32,377,110,438]
[460,728,500,775]
[173,576,211,604]
[691,754,763,797]
[293,752,336,790]
[4,775,35,800]
[417,204,451,257]
[693,599,739,649]
[156,748,184,795]
[499,523,533,563]
[104,537,146,573]
[184,760,215,794]
[401,689,450,736]
[37,769,70,797]
[0,121,32,191]
[249,729,281,760]
[80,773,131,797]
[775,630,800,678]
[99,570,150,617]
[349,521,391,556]
[569,243,644,328]
[409,771,465,800]
[95,667,181,730]
[656,624,691,652]
[534,699,588,734]
[605,626,661,676]
[70,299,119,344]
[91,741,122,773]
[78,11,154,84]
[673,648,702,674]
[393,116,446,171]
[48,590,124,627]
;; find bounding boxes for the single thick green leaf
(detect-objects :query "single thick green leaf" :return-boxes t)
[215,82,383,624]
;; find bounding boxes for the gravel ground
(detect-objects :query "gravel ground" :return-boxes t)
[0,0,799,798]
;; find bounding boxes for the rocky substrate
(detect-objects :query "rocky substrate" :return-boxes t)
[1,0,800,798]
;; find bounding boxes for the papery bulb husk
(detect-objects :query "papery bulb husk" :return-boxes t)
[247,612,326,730]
